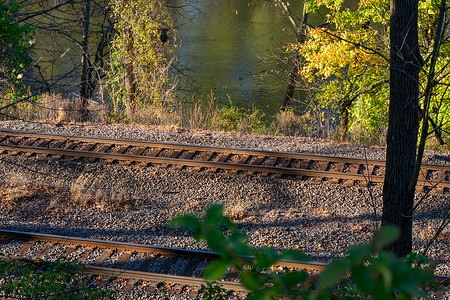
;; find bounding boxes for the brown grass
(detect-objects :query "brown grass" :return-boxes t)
[275,110,311,136]
[2,93,108,123]
[0,174,137,215]
[186,91,219,130]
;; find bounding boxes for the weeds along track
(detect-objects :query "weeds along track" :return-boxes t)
[0,229,323,294]
[1,229,448,294]
[0,129,449,193]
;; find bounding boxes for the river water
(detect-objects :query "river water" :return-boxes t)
[171,0,304,115]
[27,0,304,116]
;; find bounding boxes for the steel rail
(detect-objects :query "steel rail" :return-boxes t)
[1,129,449,170]
[0,229,219,259]
[0,143,387,182]
[82,266,248,291]
[0,129,385,164]
[1,143,449,189]
[0,230,448,286]
[1,255,248,292]
[0,229,324,271]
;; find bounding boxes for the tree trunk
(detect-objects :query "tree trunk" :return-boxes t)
[79,0,91,122]
[123,30,137,119]
[339,99,352,141]
[382,0,421,257]
[281,3,308,111]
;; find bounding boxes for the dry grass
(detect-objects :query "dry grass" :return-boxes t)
[125,104,181,126]
[0,174,137,215]
[275,110,311,136]
[186,91,219,130]
[67,174,136,211]
[2,93,108,123]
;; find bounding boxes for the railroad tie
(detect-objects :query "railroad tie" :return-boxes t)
[174,151,196,170]
[344,179,355,187]
[105,145,129,163]
[61,244,78,259]
[132,147,146,156]
[261,158,277,177]
[161,150,183,169]
[298,159,310,170]
[0,236,10,246]
[77,246,95,262]
[274,158,292,178]
[35,139,52,148]
[348,163,361,174]
[123,279,138,291]
[208,153,230,173]
[113,251,133,268]
[319,161,330,171]
[12,136,24,145]
[194,152,215,172]
[330,177,340,184]
[88,144,112,163]
[159,255,178,274]
[181,257,203,277]
[22,138,38,148]
[53,141,78,160]
[333,162,346,173]
[93,248,114,266]
[171,284,184,295]
[32,242,55,260]
[188,288,200,298]
[246,156,265,176]
[14,241,35,257]
[72,143,96,160]
[137,253,158,272]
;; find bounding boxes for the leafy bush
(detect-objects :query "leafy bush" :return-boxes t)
[170,205,437,299]
[0,256,113,299]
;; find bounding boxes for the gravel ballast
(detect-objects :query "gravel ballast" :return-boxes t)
[0,120,448,299]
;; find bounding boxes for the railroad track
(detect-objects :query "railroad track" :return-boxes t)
[0,229,324,295]
[0,129,449,193]
[0,229,448,296]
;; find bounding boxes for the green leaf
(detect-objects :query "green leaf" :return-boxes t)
[254,247,278,269]
[352,267,375,294]
[347,244,371,266]
[204,260,229,280]
[283,270,308,287]
[317,259,348,289]
[168,215,200,231]
[373,225,399,250]
[205,204,225,226]
[240,270,262,291]
[280,249,310,262]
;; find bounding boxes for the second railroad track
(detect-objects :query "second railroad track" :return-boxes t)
[0,129,448,193]
[0,229,448,295]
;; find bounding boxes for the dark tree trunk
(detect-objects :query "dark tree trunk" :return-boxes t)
[339,99,352,141]
[124,30,137,119]
[281,51,300,110]
[382,0,421,257]
[281,3,308,111]
[79,0,92,122]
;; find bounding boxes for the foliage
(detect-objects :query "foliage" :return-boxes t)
[186,92,272,134]
[107,0,178,124]
[214,104,269,134]
[199,281,236,300]
[0,0,34,97]
[0,255,113,299]
[285,0,449,144]
[170,205,437,299]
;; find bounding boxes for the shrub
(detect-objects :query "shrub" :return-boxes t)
[0,256,113,299]
[170,205,437,299]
